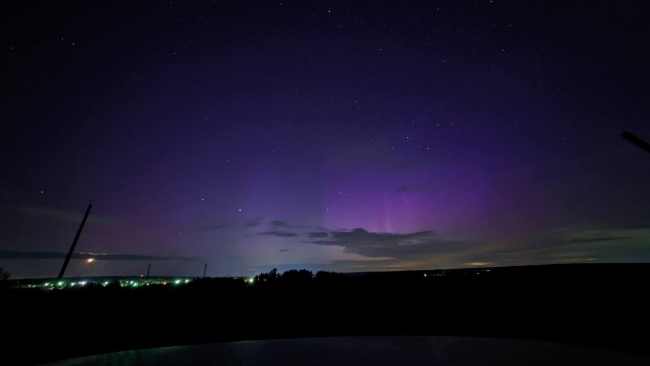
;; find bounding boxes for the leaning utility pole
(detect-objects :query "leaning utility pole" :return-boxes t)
[57,201,92,280]
[146,263,151,280]
[622,131,650,154]
[203,263,207,279]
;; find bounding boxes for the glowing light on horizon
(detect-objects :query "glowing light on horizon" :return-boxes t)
[466,262,490,266]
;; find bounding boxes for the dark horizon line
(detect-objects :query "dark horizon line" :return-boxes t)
[6,262,650,281]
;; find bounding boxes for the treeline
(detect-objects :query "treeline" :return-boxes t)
[254,269,347,287]
[5,263,650,292]
[185,263,650,291]
[186,269,347,290]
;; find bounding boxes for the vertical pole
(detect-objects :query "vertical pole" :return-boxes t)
[146,263,151,280]
[203,263,207,279]
[57,202,92,280]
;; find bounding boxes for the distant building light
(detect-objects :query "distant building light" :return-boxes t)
[424,273,427,277]
[86,258,95,263]
[57,282,64,286]
[80,281,87,286]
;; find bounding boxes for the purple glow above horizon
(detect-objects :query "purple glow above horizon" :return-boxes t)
[2,1,650,278]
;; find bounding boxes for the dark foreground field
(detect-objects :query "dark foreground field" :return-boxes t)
[3,264,650,365]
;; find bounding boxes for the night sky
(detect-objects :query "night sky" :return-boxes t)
[2,1,650,278]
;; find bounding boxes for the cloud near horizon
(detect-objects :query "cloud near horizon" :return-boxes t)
[311,228,471,261]
[256,231,298,237]
[18,206,119,225]
[307,231,329,238]
[0,251,198,261]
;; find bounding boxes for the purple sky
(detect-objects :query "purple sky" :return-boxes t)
[2,1,650,278]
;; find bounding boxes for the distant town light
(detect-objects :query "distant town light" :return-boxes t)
[248,278,254,284]
[185,279,189,283]
[80,281,87,286]
[174,280,181,284]
[57,281,64,286]
[87,258,95,263]
[44,283,50,286]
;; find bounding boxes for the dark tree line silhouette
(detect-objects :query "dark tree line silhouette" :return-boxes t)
[252,269,346,287]
[0,266,10,288]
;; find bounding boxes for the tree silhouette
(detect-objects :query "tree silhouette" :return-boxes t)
[0,267,10,288]
[315,270,347,285]
[281,269,313,283]
[255,268,281,284]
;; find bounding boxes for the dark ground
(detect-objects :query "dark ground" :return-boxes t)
[3,263,650,365]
